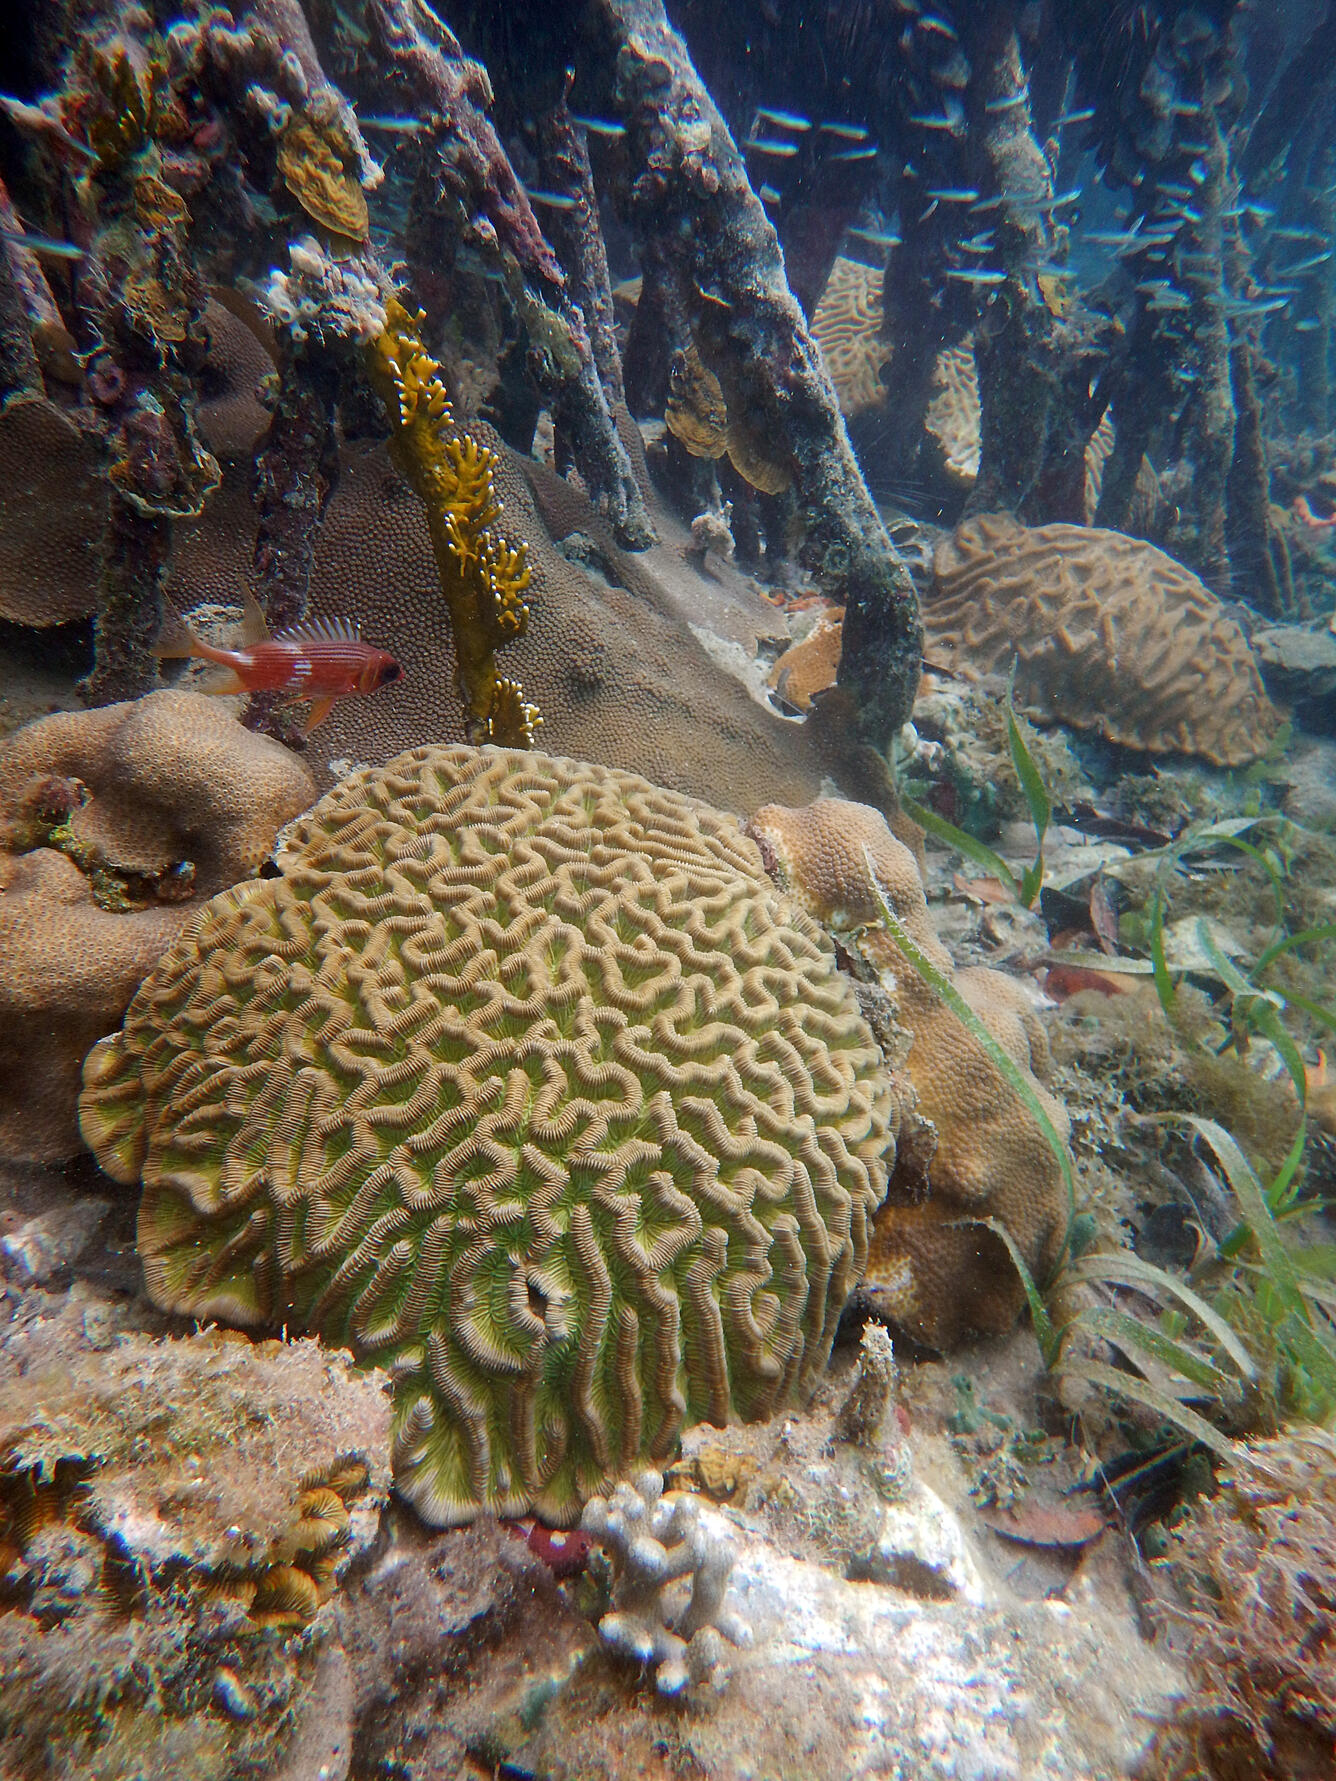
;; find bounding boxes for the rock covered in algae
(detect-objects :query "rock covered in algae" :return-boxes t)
[0,1310,389,1604]
[80,746,896,1526]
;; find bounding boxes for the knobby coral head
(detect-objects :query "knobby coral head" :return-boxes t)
[79,747,896,1526]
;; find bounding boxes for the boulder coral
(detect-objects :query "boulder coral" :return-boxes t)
[0,690,315,1161]
[0,689,317,895]
[79,746,895,1526]
[749,797,1071,1349]
[0,848,190,1162]
[0,394,105,626]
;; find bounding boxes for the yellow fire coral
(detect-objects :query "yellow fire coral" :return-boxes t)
[366,298,538,746]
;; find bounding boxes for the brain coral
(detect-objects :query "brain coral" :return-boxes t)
[749,797,1070,1349]
[924,345,981,486]
[811,258,890,419]
[926,513,1281,766]
[79,747,895,1526]
[810,259,976,478]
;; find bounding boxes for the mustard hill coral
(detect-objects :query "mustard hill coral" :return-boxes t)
[366,299,537,746]
[0,395,105,626]
[749,797,1071,1349]
[79,746,894,1526]
[0,691,315,1162]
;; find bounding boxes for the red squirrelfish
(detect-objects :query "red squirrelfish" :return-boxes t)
[155,590,402,734]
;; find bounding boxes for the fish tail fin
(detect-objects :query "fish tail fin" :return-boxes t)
[153,601,200,660]
[194,666,249,694]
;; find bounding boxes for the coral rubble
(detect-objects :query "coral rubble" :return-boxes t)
[79,746,895,1524]
[0,1312,389,1608]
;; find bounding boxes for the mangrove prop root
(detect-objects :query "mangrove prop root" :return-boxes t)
[367,0,650,548]
[586,0,922,746]
[251,349,341,637]
[79,494,169,707]
[964,10,1061,519]
[530,105,654,548]
[535,103,626,409]
[243,347,341,737]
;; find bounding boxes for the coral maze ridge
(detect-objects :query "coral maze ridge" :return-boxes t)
[80,747,894,1526]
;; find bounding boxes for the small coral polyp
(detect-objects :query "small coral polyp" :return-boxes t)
[79,747,894,1527]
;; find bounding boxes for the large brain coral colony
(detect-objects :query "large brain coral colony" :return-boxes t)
[80,747,895,1525]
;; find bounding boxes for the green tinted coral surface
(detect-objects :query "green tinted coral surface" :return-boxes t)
[80,747,894,1525]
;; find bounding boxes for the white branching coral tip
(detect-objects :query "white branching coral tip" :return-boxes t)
[581,1469,752,1697]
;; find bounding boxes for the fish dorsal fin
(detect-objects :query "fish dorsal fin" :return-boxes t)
[153,601,199,660]
[273,616,363,645]
[239,588,271,647]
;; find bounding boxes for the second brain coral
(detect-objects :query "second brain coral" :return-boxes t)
[79,747,895,1526]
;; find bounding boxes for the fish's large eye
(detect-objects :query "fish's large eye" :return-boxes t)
[382,660,403,683]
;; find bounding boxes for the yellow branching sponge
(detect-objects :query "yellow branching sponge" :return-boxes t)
[367,298,537,746]
[79,747,894,1526]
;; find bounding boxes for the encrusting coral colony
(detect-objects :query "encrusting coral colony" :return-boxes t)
[3,0,1336,1774]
